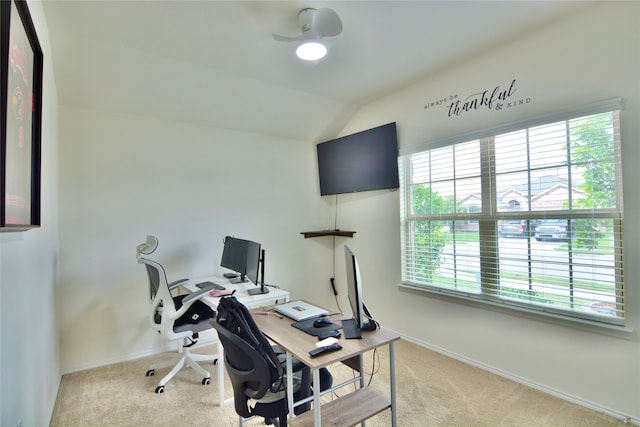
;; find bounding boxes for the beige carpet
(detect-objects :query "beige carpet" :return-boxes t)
[50,339,626,427]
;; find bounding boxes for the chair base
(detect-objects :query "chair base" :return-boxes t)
[147,345,217,393]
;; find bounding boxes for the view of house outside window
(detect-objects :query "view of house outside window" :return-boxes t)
[399,106,624,325]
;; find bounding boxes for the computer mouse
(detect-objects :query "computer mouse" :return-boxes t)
[313,318,332,328]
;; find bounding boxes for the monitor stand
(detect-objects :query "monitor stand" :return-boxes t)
[248,250,269,295]
[248,285,269,295]
[341,318,361,339]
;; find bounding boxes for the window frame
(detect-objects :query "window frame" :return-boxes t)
[399,99,625,327]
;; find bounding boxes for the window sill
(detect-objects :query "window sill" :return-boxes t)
[398,282,634,338]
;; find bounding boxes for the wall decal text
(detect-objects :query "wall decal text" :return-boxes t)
[424,79,532,118]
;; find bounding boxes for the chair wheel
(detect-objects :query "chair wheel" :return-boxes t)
[146,369,155,377]
[155,385,165,394]
[202,377,211,385]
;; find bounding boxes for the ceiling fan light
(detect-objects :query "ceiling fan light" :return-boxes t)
[296,41,327,61]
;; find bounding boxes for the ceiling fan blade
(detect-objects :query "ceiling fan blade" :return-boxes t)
[272,33,302,42]
[313,8,342,38]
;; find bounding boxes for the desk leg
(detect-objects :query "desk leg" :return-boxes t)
[390,342,397,427]
[312,368,321,426]
[286,352,294,420]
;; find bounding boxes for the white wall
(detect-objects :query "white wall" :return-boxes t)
[0,2,60,426]
[334,1,640,422]
[56,107,338,370]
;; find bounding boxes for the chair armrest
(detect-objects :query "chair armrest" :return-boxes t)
[180,286,212,305]
[170,287,215,320]
[168,277,189,291]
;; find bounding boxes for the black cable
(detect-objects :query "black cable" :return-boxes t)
[332,233,336,279]
[333,280,343,314]
[367,348,380,387]
[363,306,380,331]
[333,194,339,230]
[343,348,380,390]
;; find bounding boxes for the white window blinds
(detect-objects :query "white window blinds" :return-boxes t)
[399,102,624,326]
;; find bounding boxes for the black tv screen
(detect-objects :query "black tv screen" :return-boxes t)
[316,122,399,196]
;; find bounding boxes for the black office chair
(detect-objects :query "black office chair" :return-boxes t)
[211,296,313,427]
[136,236,219,393]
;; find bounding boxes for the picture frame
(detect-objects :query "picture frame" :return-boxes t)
[0,0,43,231]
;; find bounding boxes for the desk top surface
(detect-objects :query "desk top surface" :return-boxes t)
[252,308,400,370]
[181,276,289,308]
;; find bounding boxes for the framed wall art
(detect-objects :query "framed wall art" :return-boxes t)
[0,0,43,231]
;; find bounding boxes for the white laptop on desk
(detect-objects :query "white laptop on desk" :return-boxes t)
[272,300,328,321]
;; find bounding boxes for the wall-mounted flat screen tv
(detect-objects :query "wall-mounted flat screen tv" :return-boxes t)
[316,122,399,196]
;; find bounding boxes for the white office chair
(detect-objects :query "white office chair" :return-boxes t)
[136,236,218,394]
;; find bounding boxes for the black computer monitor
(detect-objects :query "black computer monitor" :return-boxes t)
[220,236,258,282]
[220,236,267,295]
[344,245,374,331]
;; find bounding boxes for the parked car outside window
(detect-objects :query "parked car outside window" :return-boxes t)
[535,219,574,241]
[500,220,534,238]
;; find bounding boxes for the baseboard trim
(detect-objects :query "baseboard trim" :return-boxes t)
[399,333,638,426]
[60,336,219,375]
[47,372,63,427]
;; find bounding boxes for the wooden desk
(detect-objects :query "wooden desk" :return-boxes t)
[181,277,289,406]
[252,310,400,427]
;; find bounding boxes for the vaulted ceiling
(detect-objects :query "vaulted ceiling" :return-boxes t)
[42,1,595,142]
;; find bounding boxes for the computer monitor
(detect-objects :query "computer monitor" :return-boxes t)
[344,245,375,331]
[220,236,268,295]
[220,236,258,282]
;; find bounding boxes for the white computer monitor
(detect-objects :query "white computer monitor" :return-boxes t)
[344,245,367,330]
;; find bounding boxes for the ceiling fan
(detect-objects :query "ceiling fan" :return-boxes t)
[272,8,343,61]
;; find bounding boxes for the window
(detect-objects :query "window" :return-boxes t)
[399,101,625,326]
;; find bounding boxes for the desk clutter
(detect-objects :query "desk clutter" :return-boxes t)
[291,316,341,337]
[272,300,329,321]
[195,281,226,291]
[209,289,235,298]
[308,343,342,357]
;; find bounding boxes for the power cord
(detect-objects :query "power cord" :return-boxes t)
[331,278,343,314]
[331,194,344,314]
[367,348,380,387]
[343,349,381,390]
